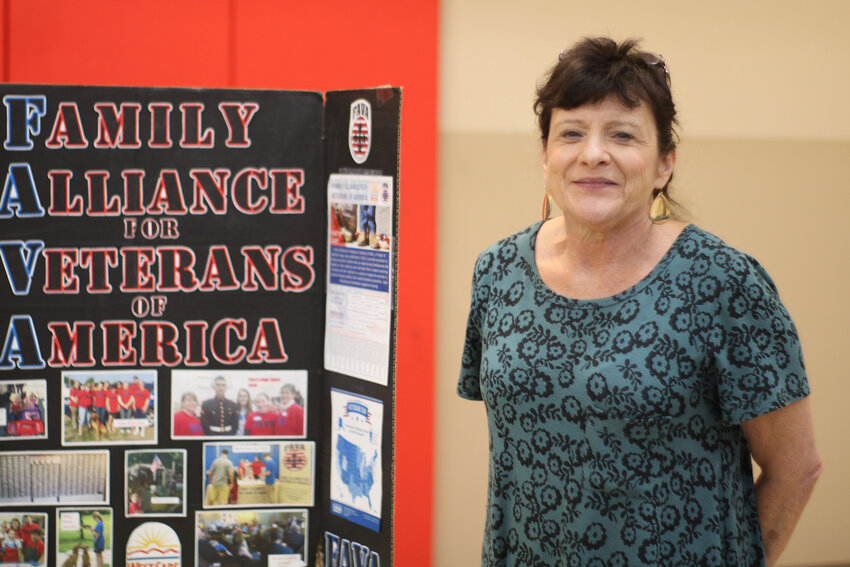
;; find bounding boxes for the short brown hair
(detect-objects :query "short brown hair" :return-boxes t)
[534,37,678,157]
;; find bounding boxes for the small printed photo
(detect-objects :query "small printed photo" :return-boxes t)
[196,509,308,567]
[328,173,393,253]
[0,380,47,440]
[56,508,112,567]
[172,370,307,440]
[203,442,315,509]
[0,512,47,565]
[0,451,109,506]
[330,204,392,251]
[125,449,187,517]
[62,370,157,446]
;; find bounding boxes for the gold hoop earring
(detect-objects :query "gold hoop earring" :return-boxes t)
[649,191,671,224]
[542,187,552,221]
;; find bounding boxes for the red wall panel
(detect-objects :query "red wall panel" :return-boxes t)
[2,0,436,565]
[1,1,8,81]
[6,0,232,87]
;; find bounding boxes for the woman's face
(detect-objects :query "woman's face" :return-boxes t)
[182,396,197,413]
[280,388,293,405]
[238,390,249,407]
[256,394,269,412]
[543,96,674,233]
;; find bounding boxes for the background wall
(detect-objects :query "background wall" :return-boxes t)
[436,1,850,566]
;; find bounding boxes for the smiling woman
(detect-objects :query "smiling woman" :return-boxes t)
[542,98,675,252]
[457,36,821,567]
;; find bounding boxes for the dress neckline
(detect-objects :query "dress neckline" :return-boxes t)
[527,221,695,308]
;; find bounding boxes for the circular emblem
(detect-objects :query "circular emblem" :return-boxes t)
[283,448,307,471]
[126,522,181,567]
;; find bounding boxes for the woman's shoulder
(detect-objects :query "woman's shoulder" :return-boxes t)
[676,225,781,295]
[473,221,542,273]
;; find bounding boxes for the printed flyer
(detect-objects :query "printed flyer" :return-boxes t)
[324,174,394,386]
[329,389,383,532]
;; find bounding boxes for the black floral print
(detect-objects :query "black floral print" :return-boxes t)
[458,223,809,566]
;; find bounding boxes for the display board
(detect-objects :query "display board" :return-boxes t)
[0,85,401,567]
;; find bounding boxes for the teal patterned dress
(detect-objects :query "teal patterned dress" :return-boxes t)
[458,222,809,567]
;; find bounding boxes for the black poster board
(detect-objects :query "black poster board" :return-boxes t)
[0,84,401,567]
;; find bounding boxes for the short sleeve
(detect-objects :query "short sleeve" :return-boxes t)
[715,254,810,424]
[457,252,492,400]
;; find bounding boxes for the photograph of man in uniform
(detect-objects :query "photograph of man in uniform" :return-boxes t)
[201,376,238,436]
[172,370,308,440]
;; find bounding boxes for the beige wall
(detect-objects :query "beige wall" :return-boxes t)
[436,2,850,565]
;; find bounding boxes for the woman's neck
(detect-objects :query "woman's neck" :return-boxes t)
[537,215,686,299]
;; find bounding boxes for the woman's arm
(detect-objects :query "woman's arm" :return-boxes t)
[741,396,822,567]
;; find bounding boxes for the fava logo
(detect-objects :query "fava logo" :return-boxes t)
[348,99,371,164]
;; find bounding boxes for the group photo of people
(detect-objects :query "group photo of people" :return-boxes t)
[0,381,47,440]
[0,513,46,565]
[55,509,110,567]
[172,370,307,439]
[196,510,307,567]
[125,450,186,517]
[62,371,157,445]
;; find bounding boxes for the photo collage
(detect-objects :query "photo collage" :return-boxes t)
[0,370,313,567]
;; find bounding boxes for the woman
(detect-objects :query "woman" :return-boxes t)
[244,393,278,436]
[7,392,22,421]
[85,512,105,567]
[92,381,107,426]
[132,378,151,437]
[236,388,252,436]
[275,384,304,436]
[1,528,22,563]
[68,380,80,432]
[105,383,119,434]
[128,492,142,515]
[22,391,42,422]
[173,392,204,436]
[76,382,93,435]
[117,381,135,420]
[458,37,821,566]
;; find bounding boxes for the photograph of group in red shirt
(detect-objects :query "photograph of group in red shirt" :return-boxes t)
[171,370,307,440]
[62,370,157,445]
[0,513,46,566]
